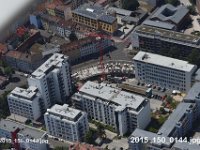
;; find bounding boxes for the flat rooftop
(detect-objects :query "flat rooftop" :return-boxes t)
[136,25,200,44]
[31,53,68,79]
[151,4,189,24]
[79,81,146,111]
[10,86,38,100]
[133,51,196,72]
[47,104,82,121]
[73,3,116,24]
[184,82,200,101]
[131,128,172,147]
[158,102,194,137]
[0,119,46,139]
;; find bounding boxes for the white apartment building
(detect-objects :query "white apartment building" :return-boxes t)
[7,86,42,121]
[133,51,197,92]
[72,81,151,136]
[44,104,88,142]
[28,53,72,111]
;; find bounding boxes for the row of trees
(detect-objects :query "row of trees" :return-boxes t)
[84,122,107,144]
[0,91,10,119]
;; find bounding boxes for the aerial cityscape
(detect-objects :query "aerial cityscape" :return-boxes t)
[1,0,200,150]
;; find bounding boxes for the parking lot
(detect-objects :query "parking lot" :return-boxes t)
[0,73,27,95]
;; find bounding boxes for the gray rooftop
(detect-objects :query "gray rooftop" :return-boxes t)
[136,25,200,44]
[0,119,46,139]
[158,103,194,137]
[107,7,132,16]
[73,3,116,24]
[130,128,172,147]
[184,82,200,101]
[46,104,83,122]
[79,81,146,111]
[10,86,39,100]
[143,20,175,30]
[173,141,200,150]
[31,53,68,79]
[133,51,196,72]
[151,4,189,24]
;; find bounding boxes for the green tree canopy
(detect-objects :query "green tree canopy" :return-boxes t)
[165,0,180,6]
[187,49,200,66]
[54,146,68,150]
[122,0,140,11]
[69,31,78,42]
[187,5,196,15]
[4,67,13,77]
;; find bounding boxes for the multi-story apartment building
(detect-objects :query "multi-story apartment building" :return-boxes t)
[133,51,197,92]
[28,53,72,110]
[7,86,42,121]
[184,82,200,118]
[61,37,113,63]
[132,25,200,57]
[72,81,151,136]
[129,127,200,150]
[44,104,88,142]
[129,128,173,150]
[72,3,118,34]
[0,119,48,150]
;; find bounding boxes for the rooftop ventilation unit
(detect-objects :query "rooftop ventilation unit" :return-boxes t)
[86,8,94,12]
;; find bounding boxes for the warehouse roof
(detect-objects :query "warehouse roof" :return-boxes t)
[133,51,196,72]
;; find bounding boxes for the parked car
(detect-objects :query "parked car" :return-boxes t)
[161,87,166,92]
[157,86,161,91]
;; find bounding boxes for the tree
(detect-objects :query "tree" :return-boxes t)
[0,91,11,119]
[189,0,196,5]
[187,49,200,66]
[69,31,78,42]
[165,0,180,6]
[4,67,13,78]
[54,147,68,150]
[96,122,106,139]
[187,5,196,15]
[122,0,140,11]
[166,96,173,104]
[84,129,95,144]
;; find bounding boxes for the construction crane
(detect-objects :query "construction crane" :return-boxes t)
[84,32,112,81]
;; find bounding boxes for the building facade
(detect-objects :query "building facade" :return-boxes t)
[28,53,72,110]
[133,51,197,92]
[72,3,117,34]
[72,81,151,136]
[7,86,42,121]
[132,25,200,57]
[44,104,88,142]
[61,37,113,63]
[0,119,48,150]
[158,102,197,138]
